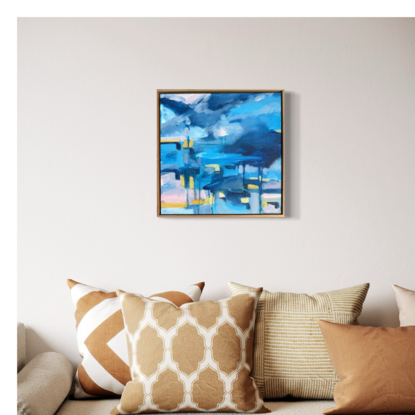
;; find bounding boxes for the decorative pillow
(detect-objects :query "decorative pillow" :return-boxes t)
[67,279,205,398]
[318,320,415,414]
[111,288,269,414]
[227,282,369,399]
[392,284,415,326]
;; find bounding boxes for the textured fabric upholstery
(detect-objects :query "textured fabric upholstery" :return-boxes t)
[17,322,26,373]
[55,400,343,415]
[55,399,404,415]
[17,352,73,415]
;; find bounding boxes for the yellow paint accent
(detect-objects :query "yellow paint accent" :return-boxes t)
[262,178,270,182]
[276,129,281,133]
[180,175,185,187]
[183,139,194,148]
[248,184,259,190]
[189,176,194,189]
[161,138,181,143]
[161,202,187,208]
[204,195,215,205]
[219,192,225,198]
[262,201,268,208]
[240,197,250,203]
[206,164,220,172]
[249,177,258,181]
[191,199,204,205]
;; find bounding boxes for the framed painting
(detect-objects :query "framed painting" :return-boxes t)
[157,90,285,217]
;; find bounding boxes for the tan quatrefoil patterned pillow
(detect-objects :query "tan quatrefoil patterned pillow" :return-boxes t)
[111,288,269,414]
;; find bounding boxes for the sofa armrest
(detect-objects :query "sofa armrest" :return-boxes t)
[18,352,73,415]
[17,322,26,373]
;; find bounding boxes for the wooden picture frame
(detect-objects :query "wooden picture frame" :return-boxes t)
[157,89,285,217]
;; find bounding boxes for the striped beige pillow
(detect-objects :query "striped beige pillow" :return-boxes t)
[227,282,369,400]
[68,279,205,399]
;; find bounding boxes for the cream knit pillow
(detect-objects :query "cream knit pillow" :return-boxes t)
[227,282,369,400]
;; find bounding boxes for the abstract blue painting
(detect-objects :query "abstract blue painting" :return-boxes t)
[158,90,284,216]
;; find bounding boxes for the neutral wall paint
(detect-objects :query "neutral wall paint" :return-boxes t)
[18,18,415,366]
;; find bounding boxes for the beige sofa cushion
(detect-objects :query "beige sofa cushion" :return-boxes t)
[18,352,73,415]
[56,400,337,415]
[17,322,26,373]
[228,282,369,400]
[392,284,415,326]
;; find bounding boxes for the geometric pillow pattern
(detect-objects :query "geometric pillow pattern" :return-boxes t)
[67,279,205,399]
[111,288,269,413]
[227,282,370,400]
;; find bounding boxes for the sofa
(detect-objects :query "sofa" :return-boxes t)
[17,323,402,415]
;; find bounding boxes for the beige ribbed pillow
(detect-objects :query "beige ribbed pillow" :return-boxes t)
[111,289,269,414]
[227,282,369,400]
[392,284,415,326]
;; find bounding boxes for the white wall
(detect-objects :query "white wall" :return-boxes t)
[18,18,415,367]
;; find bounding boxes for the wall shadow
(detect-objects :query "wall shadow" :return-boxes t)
[25,327,54,363]
[283,91,300,219]
[359,299,400,328]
